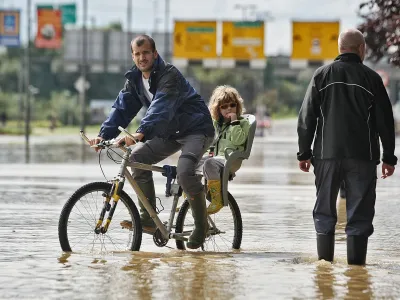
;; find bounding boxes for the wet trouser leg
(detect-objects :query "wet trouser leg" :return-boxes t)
[343,159,376,265]
[342,158,376,237]
[313,159,342,235]
[130,137,181,226]
[176,134,214,196]
[202,157,226,214]
[176,134,213,249]
[313,159,342,261]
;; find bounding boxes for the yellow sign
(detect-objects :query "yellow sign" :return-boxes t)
[222,21,264,59]
[173,21,217,59]
[291,21,339,60]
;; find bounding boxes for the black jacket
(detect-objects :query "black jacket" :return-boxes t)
[297,53,397,165]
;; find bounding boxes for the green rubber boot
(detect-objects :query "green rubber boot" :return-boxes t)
[186,192,208,249]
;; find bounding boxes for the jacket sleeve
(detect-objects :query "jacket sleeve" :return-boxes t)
[229,118,251,147]
[374,79,398,165]
[98,80,142,140]
[297,73,320,161]
[136,70,181,140]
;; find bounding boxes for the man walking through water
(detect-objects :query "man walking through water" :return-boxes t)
[297,29,397,265]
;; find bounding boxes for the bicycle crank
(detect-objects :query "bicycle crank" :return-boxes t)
[153,229,168,247]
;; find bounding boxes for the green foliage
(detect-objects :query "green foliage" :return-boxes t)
[33,91,80,125]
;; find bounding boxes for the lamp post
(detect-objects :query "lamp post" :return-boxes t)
[24,0,31,163]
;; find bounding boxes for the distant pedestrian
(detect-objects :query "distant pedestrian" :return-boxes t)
[297,29,397,265]
[0,111,7,127]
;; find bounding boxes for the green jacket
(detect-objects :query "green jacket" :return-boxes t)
[213,116,251,157]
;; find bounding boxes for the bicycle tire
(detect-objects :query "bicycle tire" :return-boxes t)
[58,182,142,252]
[175,192,242,251]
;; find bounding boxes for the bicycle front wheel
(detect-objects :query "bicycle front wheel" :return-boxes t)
[58,182,142,253]
[175,192,242,251]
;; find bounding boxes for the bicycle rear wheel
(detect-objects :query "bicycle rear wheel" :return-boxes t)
[175,192,242,251]
[58,182,142,253]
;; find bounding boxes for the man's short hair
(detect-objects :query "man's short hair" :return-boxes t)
[131,35,156,53]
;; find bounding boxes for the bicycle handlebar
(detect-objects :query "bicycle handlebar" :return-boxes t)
[79,131,128,152]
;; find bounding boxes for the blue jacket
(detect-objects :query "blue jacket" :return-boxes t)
[99,55,215,141]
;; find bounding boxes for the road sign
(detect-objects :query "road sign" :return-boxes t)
[60,4,76,25]
[291,21,339,60]
[37,4,76,25]
[221,21,264,60]
[0,10,20,47]
[74,76,90,94]
[173,21,217,59]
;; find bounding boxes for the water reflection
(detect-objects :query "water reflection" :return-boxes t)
[121,252,237,300]
[314,263,373,300]
[344,266,373,299]
[314,262,335,299]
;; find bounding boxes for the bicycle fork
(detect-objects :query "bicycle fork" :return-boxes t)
[94,179,125,234]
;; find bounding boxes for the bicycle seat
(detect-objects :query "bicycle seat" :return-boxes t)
[221,114,257,206]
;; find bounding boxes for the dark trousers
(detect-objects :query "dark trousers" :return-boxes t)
[312,158,377,237]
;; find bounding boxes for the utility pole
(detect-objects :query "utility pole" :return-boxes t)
[24,0,31,163]
[164,0,169,61]
[126,0,132,67]
[80,0,87,132]
[153,0,159,35]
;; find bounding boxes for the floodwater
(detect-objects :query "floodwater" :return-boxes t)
[1,119,400,299]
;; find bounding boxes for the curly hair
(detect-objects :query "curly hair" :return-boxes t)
[208,85,246,121]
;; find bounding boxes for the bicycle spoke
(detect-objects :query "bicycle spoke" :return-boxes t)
[60,183,142,253]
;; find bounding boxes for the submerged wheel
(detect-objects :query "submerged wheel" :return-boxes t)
[58,182,142,253]
[175,192,242,251]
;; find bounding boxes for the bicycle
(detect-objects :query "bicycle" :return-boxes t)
[57,120,257,253]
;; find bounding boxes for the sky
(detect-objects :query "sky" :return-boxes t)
[2,0,367,55]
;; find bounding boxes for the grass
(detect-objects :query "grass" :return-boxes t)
[0,120,139,136]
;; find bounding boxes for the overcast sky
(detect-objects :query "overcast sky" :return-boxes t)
[4,0,366,55]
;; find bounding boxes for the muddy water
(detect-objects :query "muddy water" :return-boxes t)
[1,119,400,299]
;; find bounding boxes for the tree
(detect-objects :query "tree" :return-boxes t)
[358,0,400,66]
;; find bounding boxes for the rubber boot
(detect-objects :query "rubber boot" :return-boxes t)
[206,180,223,215]
[186,192,208,249]
[317,233,335,262]
[347,235,368,265]
[120,181,157,233]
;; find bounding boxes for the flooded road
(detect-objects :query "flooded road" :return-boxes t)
[1,119,400,299]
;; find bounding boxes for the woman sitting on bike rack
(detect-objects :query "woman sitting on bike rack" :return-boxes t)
[199,85,251,214]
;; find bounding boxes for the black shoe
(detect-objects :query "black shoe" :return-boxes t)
[317,234,335,262]
[347,235,368,265]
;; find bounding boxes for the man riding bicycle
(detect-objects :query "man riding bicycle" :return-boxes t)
[89,35,214,249]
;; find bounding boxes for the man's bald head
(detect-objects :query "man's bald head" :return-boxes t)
[338,29,366,60]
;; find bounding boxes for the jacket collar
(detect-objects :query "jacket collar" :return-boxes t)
[124,55,166,81]
[334,53,362,64]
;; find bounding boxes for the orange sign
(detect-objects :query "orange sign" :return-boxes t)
[35,9,62,48]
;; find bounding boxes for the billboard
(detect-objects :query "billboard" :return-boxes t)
[35,8,62,49]
[222,21,264,59]
[0,10,20,47]
[173,21,217,59]
[291,21,339,60]
[37,4,76,25]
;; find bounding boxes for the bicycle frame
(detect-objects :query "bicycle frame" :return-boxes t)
[80,131,199,243]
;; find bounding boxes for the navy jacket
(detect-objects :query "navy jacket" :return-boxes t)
[99,55,214,141]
